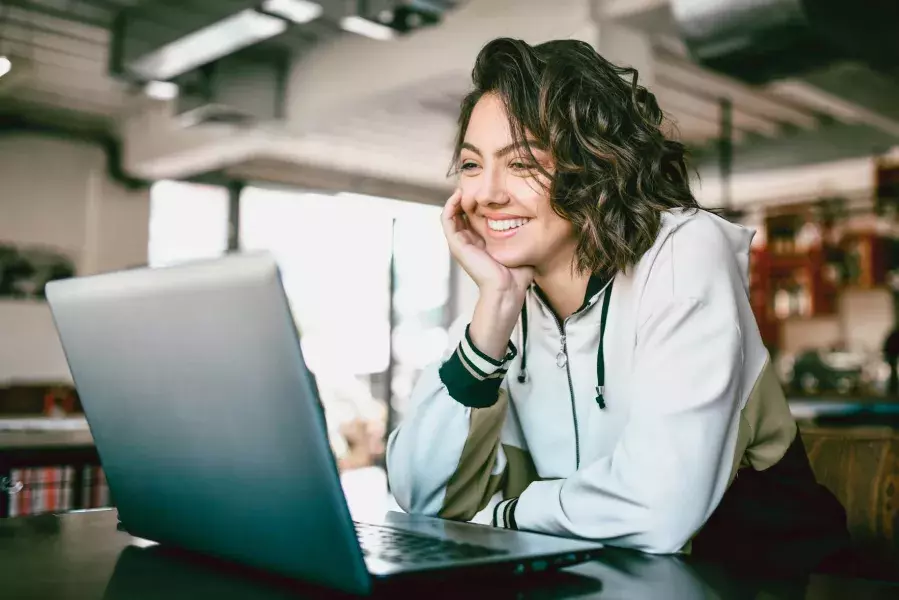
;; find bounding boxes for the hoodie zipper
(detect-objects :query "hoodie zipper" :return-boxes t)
[558,327,580,469]
[533,295,599,471]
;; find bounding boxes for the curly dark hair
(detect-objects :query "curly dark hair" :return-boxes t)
[452,37,700,278]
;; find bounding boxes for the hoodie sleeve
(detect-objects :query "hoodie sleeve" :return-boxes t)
[508,220,747,553]
[386,316,518,521]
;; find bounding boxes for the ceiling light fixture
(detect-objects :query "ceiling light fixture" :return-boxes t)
[0,56,11,79]
[144,80,179,101]
[340,15,395,40]
[261,0,323,24]
[128,10,286,81]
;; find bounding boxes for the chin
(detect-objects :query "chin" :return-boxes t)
[487,247,533,269]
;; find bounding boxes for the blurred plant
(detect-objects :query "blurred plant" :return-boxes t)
[814,195,848,230]
[0,244,75,299]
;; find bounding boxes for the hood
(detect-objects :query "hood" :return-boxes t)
[659,209,756,296]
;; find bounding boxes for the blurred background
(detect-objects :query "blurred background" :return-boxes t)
[0,0,897,552]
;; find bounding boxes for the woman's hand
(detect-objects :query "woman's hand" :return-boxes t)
[441,189,534,297]
[442,189,533,360]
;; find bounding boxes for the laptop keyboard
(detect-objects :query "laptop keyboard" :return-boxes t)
[354,522,508,565]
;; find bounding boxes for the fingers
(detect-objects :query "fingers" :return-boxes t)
[441,188,464,236]
[442,188,462,220]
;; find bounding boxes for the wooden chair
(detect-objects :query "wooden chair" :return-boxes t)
[800,425,899,578]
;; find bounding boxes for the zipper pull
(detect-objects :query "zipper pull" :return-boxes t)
[556,334,567,368]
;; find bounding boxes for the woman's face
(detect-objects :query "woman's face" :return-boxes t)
[458,93,576,273]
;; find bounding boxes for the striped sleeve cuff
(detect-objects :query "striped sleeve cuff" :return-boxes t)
[492,497,520,530]
[438,325,517,408]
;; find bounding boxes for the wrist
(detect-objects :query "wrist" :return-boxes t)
[478,287,527,312]
[469,291,524,361]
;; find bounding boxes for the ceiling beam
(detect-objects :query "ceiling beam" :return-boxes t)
[3,22,109,61]
[1,86,124,115]
[653,84,781,137]
[598,0,670,20]
[1,43,106,73]
[4,5,110,42]
[5,0,113,29]
[225,159,448,206]
[654,50,820,129]
[766,79,899,139]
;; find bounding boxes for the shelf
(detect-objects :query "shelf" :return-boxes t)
[768,254,815,271]
[779,315,841,325]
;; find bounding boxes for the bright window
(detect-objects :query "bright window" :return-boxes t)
[148,181,229,267]
[240,188,395,376]
[240,187,451,468]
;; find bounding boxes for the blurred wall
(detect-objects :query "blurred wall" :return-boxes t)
[0,133,151,385]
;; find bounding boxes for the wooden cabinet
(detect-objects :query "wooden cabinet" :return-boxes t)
[750,247,839,348]
[840,232,891,289]
[748,197,896,351]
[749,248,779,348]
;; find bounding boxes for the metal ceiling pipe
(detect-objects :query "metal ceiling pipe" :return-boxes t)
[671,0,899,85]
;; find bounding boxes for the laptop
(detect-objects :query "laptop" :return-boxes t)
[45,253,604,596]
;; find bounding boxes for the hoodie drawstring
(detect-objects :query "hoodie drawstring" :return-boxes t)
[595,280,614,409]
[517,300,529,383]
[517,279,614,409]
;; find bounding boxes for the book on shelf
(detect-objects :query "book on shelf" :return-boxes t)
[6,465,109,518]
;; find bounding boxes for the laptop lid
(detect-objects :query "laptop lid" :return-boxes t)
[46,253,371,595]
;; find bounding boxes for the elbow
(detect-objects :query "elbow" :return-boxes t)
[385,445,442,518]
[385,440,414,514]
[385,467,411,513]
[632,504,702,554]
[634,531,692,556]
[385,471,430,516]
[384,433,411,512]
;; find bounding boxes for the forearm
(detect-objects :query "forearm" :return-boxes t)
[469,290,524,361]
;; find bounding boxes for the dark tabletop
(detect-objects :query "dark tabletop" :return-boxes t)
[2,510,897,600]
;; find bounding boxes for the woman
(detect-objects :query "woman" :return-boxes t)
[386,38,849,571]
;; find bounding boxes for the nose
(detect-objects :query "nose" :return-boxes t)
[472,167,509,209]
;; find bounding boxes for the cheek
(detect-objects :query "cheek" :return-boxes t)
[507,177,545,208]
[552,213,575,236]
[535,207,575,245]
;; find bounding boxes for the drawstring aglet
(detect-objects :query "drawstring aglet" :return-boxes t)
[595,386,606,409]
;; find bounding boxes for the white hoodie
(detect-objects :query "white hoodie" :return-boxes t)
[386,208,845,557]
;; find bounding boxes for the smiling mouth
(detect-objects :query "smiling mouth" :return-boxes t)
[486,218,531,232]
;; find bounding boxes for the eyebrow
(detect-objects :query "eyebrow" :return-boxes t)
[460,140,546,158]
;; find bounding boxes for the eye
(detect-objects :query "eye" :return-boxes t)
[459,160,480,173]
[510,159,537,173]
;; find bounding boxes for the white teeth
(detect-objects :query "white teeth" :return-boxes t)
[487,218,529,231]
